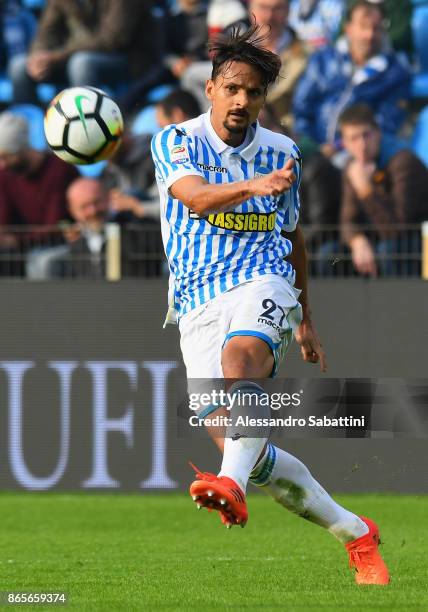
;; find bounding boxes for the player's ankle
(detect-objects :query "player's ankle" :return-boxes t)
[328,516,369,543]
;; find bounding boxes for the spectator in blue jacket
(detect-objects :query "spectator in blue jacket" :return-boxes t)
[347,0,413,56]
[293,0,411,231]
[293,0,411,152]
[1,0,36,72]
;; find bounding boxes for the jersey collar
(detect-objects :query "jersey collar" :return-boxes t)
[203,109,261,162]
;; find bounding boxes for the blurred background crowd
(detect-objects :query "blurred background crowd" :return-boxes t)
[0,0,427,279]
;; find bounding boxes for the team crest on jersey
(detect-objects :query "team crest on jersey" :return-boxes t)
[255,167,271,179]
[190,210,277,232]
[170,144,190,164]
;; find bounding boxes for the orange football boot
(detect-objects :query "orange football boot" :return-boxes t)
[189,462,248,528]
[345,516,390,584]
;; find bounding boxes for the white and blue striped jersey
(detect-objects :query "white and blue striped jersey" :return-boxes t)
[151,110,302,320]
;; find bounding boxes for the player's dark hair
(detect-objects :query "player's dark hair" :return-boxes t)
[338,103,379,130]
[209,24,282,92]
[157,89,201,120]
[346,0,386,22]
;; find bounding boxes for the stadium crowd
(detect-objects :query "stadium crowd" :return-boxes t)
[0,0,427,279]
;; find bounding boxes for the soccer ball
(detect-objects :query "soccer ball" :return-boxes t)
[44,86,124,165]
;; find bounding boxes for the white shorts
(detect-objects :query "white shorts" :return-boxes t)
[179,274,302,380]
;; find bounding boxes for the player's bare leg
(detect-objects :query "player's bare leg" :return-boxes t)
[190,336,389,583]
[189,336,272,528]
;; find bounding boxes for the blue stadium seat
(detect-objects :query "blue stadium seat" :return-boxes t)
[131,105,160,135]
[97,83,130,99]
[22,0,46,10]
[412,73,428,98]
[0,75,13,103]
[147,84,174,103]
[411,105,428,166]
[37,83,58,105]
[9,103,46,150]
[411,4,428,97]
[78,161,108,178]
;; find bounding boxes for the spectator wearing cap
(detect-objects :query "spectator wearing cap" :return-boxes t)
[0,111,78,276]
[9,0,156,105]
[206,0,247,39]
[178,0,248,112]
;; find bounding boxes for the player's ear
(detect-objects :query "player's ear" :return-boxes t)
[205,79,214,102]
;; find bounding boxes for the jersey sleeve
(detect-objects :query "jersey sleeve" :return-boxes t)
[151,125,204,190]
[281,144,302,233]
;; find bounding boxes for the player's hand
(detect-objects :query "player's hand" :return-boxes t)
[350,234,377,277]
[294,318,327,372]
[253,158,296,197]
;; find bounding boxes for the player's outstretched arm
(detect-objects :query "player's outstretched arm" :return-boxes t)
[286,224,327,373]
[170,159,296,216]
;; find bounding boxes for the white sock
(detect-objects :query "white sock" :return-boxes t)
[250,444,368,543]
[218,381,270,493]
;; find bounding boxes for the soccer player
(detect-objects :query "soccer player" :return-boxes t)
[151,26,389,585]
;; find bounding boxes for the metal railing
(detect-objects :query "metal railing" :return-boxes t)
[0,222,425,280]
[302,223,424,278]
[0,222,164,280]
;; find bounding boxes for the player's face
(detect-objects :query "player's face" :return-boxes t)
[345,7,384,62]
[206,61,266,142]
[341,123,381,164]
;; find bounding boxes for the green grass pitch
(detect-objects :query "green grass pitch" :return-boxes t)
[1,493,427,611]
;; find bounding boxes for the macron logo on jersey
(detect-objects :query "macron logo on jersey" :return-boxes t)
[197,162,228,173]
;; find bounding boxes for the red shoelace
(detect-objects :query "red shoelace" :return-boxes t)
[189,461,217,481]
[348,545,377,576]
